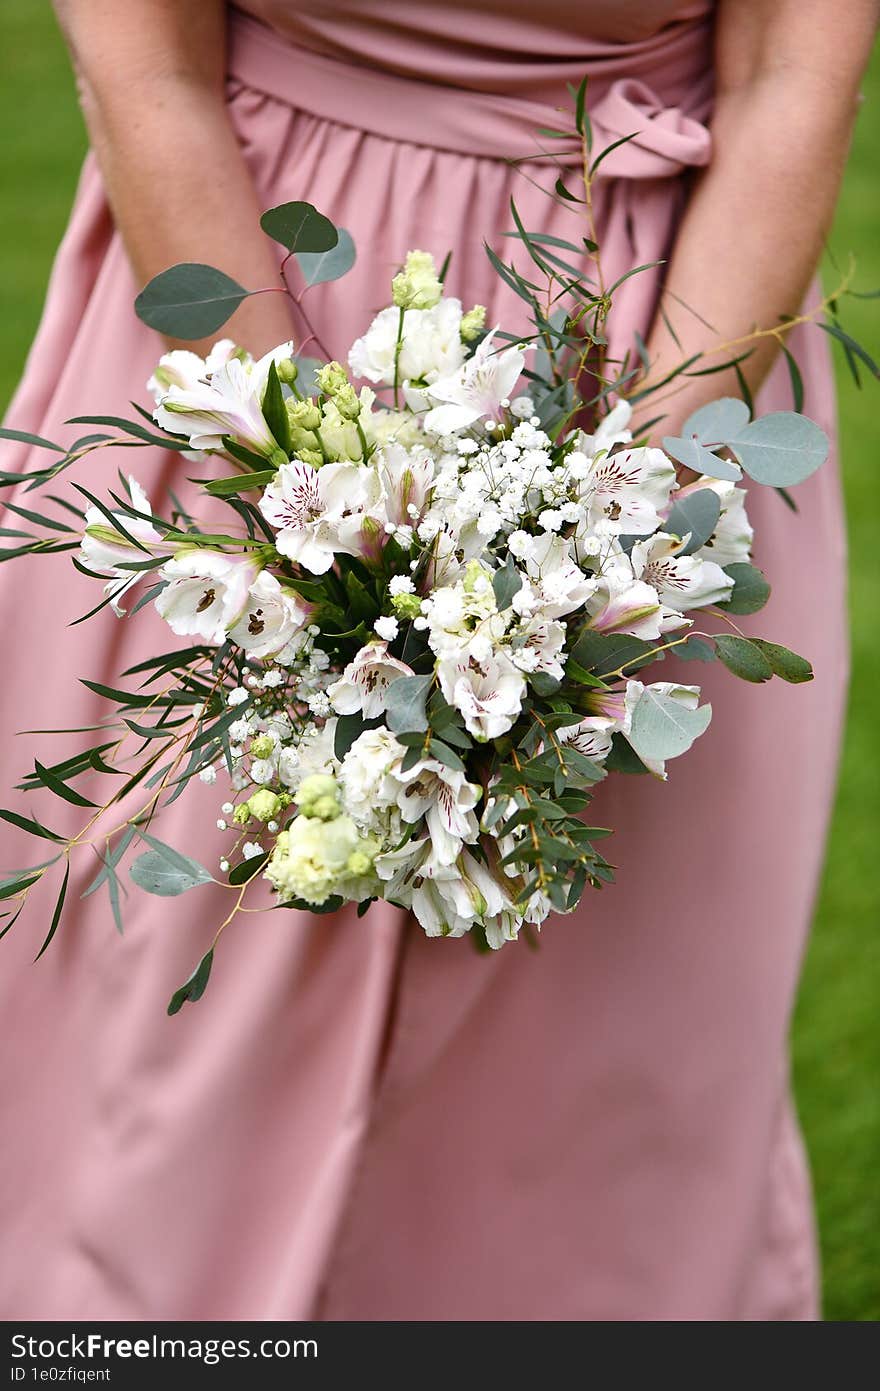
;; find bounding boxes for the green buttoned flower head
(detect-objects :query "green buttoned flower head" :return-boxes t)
[316,361,351,398]
[232,803,251,827]
[391,590,422,620]
[330,383,362,421]
[249,734,275,760]
[247,788,283,823]
[286,397,322,432]
[294,772,341,821]
[294,448,325,469]
[391,250,443,310]
[460,304,487,342]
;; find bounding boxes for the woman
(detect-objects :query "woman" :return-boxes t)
[0,0,875,1320]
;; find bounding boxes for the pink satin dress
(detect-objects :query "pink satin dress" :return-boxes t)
[0,1,847,1319]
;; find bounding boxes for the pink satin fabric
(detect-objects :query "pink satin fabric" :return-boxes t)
[0,2,846,1319]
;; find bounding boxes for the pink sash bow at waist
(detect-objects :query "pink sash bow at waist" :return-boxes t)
[226,9,712,179]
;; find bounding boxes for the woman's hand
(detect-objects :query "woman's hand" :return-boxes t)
[638,0,879,435]
[53,0,294,357]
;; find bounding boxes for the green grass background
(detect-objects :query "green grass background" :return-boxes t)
[0,3,876,1321]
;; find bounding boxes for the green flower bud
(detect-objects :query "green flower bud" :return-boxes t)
[331,383,362,421]
[295,448,325,469]
[460,304,487,342]
[247,788,283,823]
[295,773,341,820]
[391,250,443,310]
[232,803,251,826]
[316,361,350,398]
[391,591,422,619]
[276,358,299,387]
[346,848,374,877]
[286,397,322,432]
[249,734,275,760]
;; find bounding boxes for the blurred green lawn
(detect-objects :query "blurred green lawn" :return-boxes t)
[1,3,877,1321]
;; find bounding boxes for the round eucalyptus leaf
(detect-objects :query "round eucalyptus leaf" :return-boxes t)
[713,634,773,683]
[665,488,721,554]
[134,264,250,339]
[627,688,712,762]
[130,848,214,896]
[384,674,433,734]
[750,639,813,684]
[728,412,828,486]
[260,201,338,254]
[719,562,771,615]
[296,228,356,286]
[662,434,742,482]
[682,397,751,446]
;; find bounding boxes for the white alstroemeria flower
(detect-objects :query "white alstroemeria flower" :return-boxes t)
[578,445,677,536]
[395,757,481,865]
[227,570,313,659]
[438,650,526,741]
[349,298,466,388]
[376,840,508,940]
[570,680,706,779]
[666,477,754,567]
[146,340,239,403]
[154,343,293,460]
[79,477,172,616]
[327,641,413,719]
[577,399,634,456]
[509,614,567,679]
[154,551,259,644]
[517,533,599,620]
[424,331,527,435]
[630,532,734,614]
[583,547,672,639]
[374,443,434,528]
[557,717,615,767]
[259,460,383,575]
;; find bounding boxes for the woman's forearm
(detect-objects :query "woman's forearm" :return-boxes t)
[640,0,878,433]
[55,0,293,357]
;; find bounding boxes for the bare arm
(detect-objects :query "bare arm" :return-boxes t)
[53,0,293,356]
[641,0,878,430]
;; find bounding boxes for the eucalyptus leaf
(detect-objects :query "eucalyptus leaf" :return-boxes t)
[167,949,214,1015]
[719,562,771,616]
[665,488,721,555]
[260,201,338,254]
[296,228,356,286]
[675,636,717,663]
[661,434,742,482]
[135,264,251,339]
[294,356,324,398]
[713,634,773,683]
[627,688,712,762]
[727,412,828,487]
[569,629,654,678]
[492,556,523,611]
[750,639,813,684]
[130,846,214,896]
[384,674,433,735]
[682,397,751,444]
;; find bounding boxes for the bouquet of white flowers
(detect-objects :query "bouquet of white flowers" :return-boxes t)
[0,95,848,1011]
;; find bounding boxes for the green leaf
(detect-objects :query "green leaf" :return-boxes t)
[0,809,66,842]
[713,634,773,683]
[661,433,742,482]
[427,738,466,773]
[0,426,64,452]
[675,636,717,663]
[135,264,251,339]
[665,488,721,555]
[33,759,98,808]
[33,861,70,962]
[260,201,338,254]
[384,674,433,734]
[750,639,813,684]
[261,360,291,454]
[130,839,214,896]
[682,396,751,444]
[727,412,828,487]
[492,555,522,611]
[781,346,805,413]
[719,562,771,615]
[569,629,654,678]
[627,688,712,762]
[228,852,270,884]
[203,469,277,497]
[167,949,214,1015]
[296,228,356,285]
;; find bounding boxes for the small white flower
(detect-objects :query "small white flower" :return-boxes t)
[389,575,415,596]
[199,766,217,784]
[262,670,285,689]
[374,616,400,642]
[216,819,227,830]
[242,841,264,860]
[228,686,249,707]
